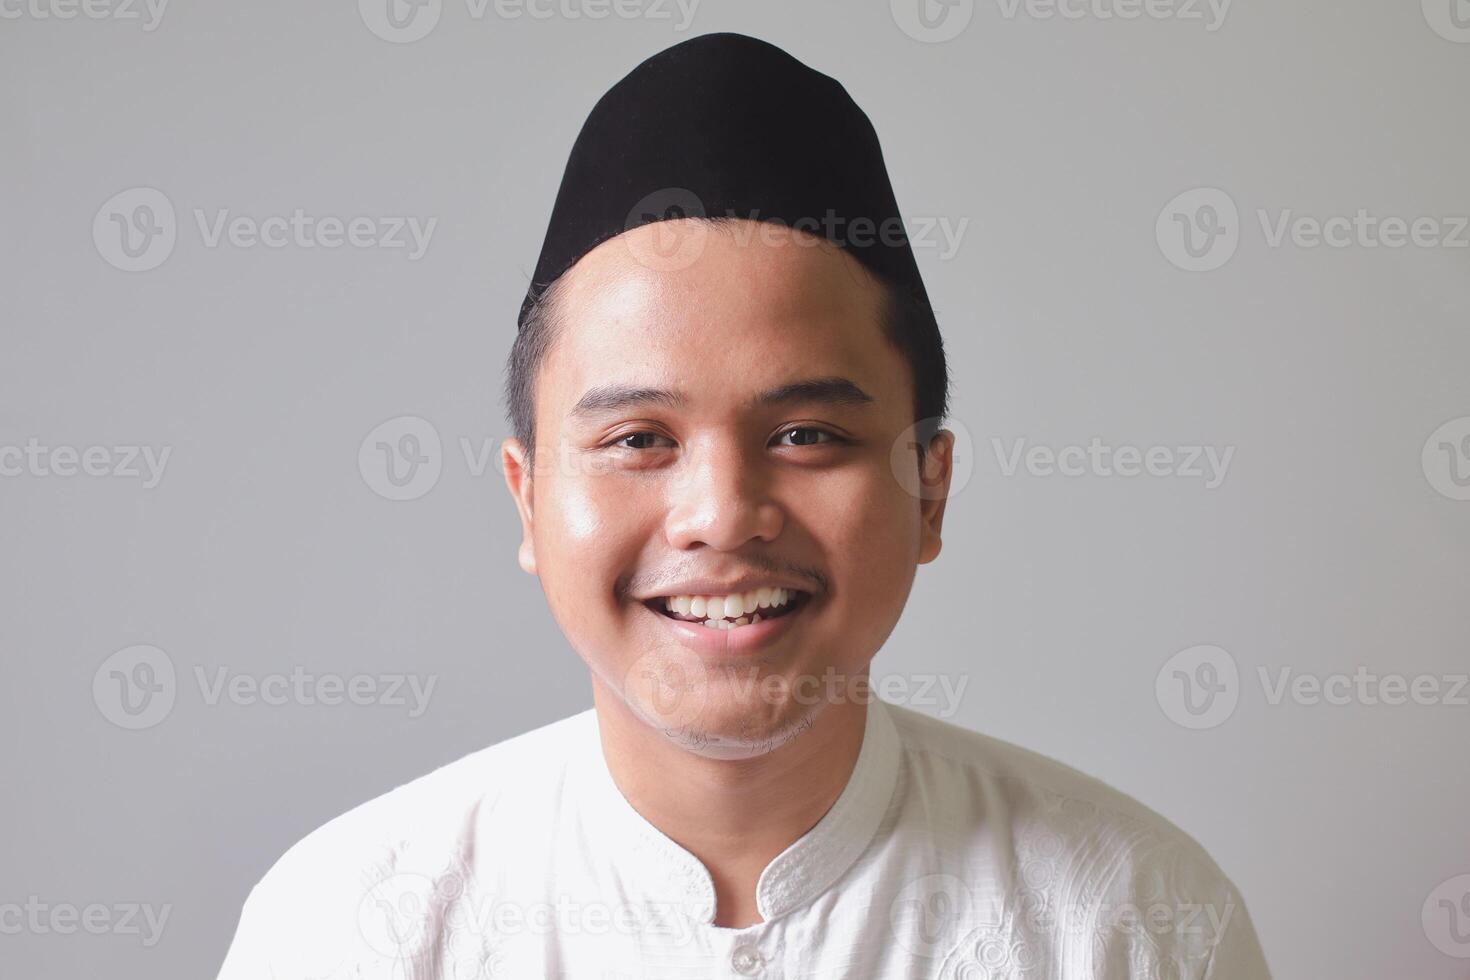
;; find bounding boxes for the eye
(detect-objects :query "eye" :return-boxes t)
[604,427,845,451]
[609,431,674,451]
[774,426,842,447]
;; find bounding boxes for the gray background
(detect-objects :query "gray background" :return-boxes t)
[3,1,1469,978]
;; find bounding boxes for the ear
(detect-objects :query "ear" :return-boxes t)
[916,429,955,565]
[501,437,538,577]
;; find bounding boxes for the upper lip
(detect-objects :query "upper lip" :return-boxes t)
[638,576,818,600]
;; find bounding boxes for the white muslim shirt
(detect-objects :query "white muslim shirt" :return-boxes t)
[216,696,1272,979]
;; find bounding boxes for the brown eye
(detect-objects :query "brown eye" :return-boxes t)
[775,427,840,447]
[613,431,674,450]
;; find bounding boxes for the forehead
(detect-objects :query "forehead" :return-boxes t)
[539,220,904,421]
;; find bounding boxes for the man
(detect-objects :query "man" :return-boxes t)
[217,32,1271,978]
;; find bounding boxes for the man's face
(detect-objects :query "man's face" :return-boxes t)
[502,219,953,759]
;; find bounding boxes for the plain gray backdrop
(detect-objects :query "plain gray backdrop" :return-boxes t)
[4,1,1469,978]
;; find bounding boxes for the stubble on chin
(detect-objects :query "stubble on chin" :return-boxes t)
[610,639,833,760]
[656,693,821,761]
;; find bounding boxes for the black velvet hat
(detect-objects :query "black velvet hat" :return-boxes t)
[517,31,934,328]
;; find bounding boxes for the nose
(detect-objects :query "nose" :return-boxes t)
[662,435,784,551]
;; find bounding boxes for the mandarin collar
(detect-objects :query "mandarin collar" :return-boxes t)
[573,697,902,926]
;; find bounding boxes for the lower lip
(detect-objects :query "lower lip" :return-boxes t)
[641,596,811,657]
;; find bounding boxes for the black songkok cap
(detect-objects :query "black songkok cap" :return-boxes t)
[517,31,934,329]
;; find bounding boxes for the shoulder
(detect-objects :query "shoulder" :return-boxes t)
[882,702,1271,978]
[216,708,594,979]
[887,700,1224,860]
[263,706,589,885]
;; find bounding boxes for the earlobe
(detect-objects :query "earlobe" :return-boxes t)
[917,429,955,565]
[501,437,538,577]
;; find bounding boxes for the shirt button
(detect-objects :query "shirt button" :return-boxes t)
[731,943,764,975]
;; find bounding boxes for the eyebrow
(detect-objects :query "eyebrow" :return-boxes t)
[569,375,876,420]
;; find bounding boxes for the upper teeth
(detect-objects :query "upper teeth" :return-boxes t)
[664,588,796,620]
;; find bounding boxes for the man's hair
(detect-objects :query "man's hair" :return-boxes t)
[504,218,950,474]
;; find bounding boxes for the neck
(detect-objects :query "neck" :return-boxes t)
[590,678,869,928]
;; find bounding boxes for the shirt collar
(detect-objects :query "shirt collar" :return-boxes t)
[572,696,902,926]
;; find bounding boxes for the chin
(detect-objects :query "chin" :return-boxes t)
[641,686,824,760]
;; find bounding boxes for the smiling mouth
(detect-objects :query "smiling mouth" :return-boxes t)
[641,589,813,631]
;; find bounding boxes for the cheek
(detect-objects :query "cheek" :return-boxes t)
[536,475,649,625]
[810,469,919,633]
[544,475,612,545]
